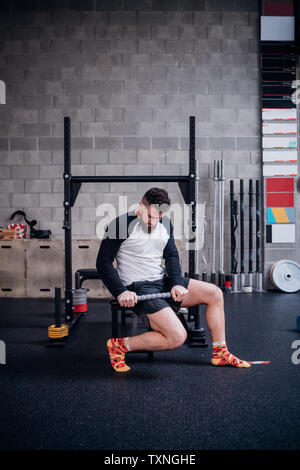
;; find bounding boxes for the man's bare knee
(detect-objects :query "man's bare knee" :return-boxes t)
[210,285,224,304]
[148,307,187,350]
[166,328,187,350]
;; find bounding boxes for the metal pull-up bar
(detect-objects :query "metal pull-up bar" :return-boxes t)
[72,175,190,183]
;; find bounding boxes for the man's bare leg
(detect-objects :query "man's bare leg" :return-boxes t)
[180,279,250,368]
[106,307,187,372]
[180,279,226,343]
[106,280,249,372]
[128,307,187,351]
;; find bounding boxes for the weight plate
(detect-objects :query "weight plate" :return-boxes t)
[270,260,300,293]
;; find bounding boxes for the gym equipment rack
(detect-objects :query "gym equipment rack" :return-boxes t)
[56,115,207,347]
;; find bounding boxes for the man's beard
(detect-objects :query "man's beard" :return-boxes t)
[139,217,153,234]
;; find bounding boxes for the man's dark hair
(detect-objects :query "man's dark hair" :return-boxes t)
[142,187,170,211]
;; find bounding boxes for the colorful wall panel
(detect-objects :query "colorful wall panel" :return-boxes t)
[266,224,296,243]
[260,9,297,252]
[262,136,297,148]
[262,149,297,162]
[267,207,295,223]
[262,108,296,120]
[263,165,297,176]
[265,173,296,243]
[262,122,297,134]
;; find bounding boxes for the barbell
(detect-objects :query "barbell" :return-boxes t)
[136,292,171,302]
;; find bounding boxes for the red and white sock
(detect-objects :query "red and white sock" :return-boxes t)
[106,337,131,372]
[211,342,251,368]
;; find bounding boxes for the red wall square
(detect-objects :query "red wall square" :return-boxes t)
[266,177,294,192]
[264,2,293,16]
[266,192,294,207]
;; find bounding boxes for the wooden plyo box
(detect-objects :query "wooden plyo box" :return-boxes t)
[26,240,64,298]
[0,240,26,297]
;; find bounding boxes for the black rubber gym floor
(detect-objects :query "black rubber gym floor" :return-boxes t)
[0,291,299,451]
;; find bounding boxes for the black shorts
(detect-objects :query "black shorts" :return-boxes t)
[125,276,190,316]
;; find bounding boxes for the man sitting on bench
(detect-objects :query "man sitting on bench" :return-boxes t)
[96,187,250,372]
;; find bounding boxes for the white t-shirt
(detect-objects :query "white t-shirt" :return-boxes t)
[116,219,169,286]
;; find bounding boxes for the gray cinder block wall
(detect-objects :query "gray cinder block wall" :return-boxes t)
[0,0,298,288]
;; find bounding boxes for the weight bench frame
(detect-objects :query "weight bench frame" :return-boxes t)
[75,268,100,289]
[75,267,154,359]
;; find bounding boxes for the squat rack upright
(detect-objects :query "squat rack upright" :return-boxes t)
[62,115,207,346]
